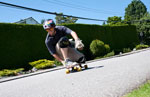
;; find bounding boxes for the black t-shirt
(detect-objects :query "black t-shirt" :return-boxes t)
[45,26,72,55]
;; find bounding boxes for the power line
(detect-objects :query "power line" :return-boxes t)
[0,1,149,23]
[43,0,122,15]
[0,1,107,22]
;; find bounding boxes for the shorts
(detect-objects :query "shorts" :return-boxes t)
[55,42,84,62]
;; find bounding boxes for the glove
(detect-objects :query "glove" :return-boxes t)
[75,39,84,50]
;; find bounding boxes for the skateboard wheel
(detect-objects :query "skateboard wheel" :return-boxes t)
[73,66,77,70]
[84,65,88,69]
[77,67,82,71]
[66,69,70,74]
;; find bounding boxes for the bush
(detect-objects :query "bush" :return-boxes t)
[0,68,24,77]
[104,44,110,53]
[135,44,149,50]
[104,51,115,58]
[0,23,138,69]
[94,51,115,59]
[123,48,131,53]
[90,39,111,58]
[54,59,63,66]
[29,59,55,69]
[90,39,105,57]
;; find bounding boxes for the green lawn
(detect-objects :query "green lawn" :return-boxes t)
[123,80,150,97]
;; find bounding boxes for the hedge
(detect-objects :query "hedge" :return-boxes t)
[0,23,52,70]
[0,23,139,70]
[63,24,139,56]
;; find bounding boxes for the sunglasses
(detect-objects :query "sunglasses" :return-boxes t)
[46,27,53,32]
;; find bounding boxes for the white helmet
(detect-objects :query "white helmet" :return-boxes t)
[43,19,55,30]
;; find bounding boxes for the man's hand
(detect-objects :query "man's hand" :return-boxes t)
[75,39,84,50]
[70,31,84,50]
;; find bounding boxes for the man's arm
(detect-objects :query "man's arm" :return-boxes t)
[70,31,79,40]
[70,31,84,50]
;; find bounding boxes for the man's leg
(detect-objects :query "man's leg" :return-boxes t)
[60,48,69,60]
[56,37,76,67]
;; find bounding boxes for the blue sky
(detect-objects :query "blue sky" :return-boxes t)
[0,0,150,25]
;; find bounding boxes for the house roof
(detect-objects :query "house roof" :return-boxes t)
[15,17,40,24]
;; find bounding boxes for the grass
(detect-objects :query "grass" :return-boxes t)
[123,80,150,97]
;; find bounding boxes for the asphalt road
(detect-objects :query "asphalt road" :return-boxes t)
[0,49,150,97]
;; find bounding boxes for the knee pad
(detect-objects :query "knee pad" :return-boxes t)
[77,56,86,63]
[58,37,70,48]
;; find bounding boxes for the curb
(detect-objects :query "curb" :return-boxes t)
[0,47,150,83]
[88,47,150,63]
[0,66,65,83]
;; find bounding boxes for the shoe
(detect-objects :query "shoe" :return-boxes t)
[64,59,73,68]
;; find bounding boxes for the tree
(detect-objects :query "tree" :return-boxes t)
[55,13,78,24]
[124,0,147,22]
[102,21,106,25]
[136,12,150,44]
[107,16,122,25]
[41,19,45,24]
[106,16,127,25]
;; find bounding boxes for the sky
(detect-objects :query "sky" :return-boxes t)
[0,0,150,25]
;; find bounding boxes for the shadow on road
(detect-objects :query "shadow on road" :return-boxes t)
[82,65,104,71]
[69,65,104,74]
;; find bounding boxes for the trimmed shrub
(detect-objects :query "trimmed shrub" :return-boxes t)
[135,44,149,50]
[94,51,115,59]
[90,39,111,57]
[29,59,55,69]
[0,68,24,77]
[104,51,115,58]
[123,48,131,53]
[104,44,110,53]
[90,39,105,57]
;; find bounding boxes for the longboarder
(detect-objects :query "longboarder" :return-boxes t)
[43,19,87,73]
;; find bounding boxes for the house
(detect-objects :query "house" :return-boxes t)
[15,17,40,24]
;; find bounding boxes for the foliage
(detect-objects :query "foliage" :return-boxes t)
[29,59,55,69]
[94,51,115,59]
[0,23,139,69]
[0,23,52,70]
[107,16,127,25]
[41,19,45,24]
[104,44,110,53]
[123,80,150,97]
[102,21,106,25]
[135,44,149,50]
[55,13,78,24]
[0,68,24,77]
[54,59,63,66]
[123,48,131,53]
[124,0,147,22]
[90,39,110,57]
[136,12,150,45]
[103,51,115,58]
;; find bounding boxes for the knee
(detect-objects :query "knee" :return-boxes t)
[58,37,70,48]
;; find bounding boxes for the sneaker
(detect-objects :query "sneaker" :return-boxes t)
[64,59,73,67]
